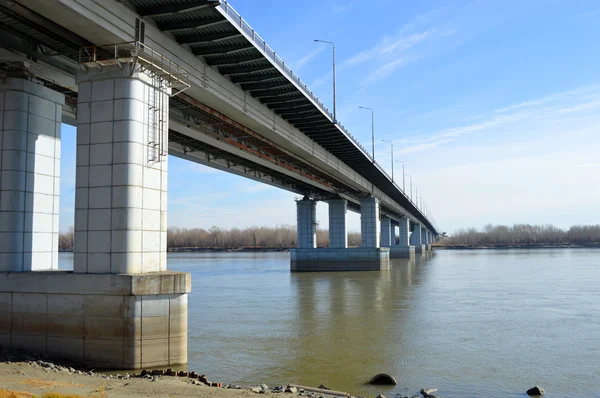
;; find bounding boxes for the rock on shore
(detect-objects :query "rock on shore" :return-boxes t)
[526,386,545,396]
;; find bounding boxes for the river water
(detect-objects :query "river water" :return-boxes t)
[59,249,600,397]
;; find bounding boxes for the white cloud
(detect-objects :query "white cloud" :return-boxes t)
[345,29,435,68]
[576,164,600,168]
[292,46,325,72]
[394,84,600,155]
[391,84,600,232]
[330,0,360,15]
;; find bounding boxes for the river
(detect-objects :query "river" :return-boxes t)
[58,249,600,397]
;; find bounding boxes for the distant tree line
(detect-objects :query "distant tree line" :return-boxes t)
[439,224,600,246]
[167,225,362,248]
[59,223,599,250]
[58,225,362,250]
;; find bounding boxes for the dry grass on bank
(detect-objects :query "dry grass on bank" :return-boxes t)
[0,388,106,398]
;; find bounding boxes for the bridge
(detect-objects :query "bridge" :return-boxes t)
[0,0,438,369]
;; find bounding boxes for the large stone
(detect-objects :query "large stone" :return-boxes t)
[526,386,545,396]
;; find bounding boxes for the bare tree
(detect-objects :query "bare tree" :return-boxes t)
[439,224,600,246]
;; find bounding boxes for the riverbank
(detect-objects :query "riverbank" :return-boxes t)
[0,349,361,398]
[0,348,453,398]
[433,243,600,250]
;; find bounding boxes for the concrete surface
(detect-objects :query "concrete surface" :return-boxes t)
[0,271,190,369]
[290,248,390,272]
[74,65,169,274]
[0,78,63,271]
[327,199,347,249]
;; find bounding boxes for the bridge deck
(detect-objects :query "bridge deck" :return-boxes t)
[123,0,436,233]
[0,0,437,233]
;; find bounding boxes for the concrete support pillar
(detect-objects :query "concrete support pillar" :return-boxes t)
[422,229,428,245]
[411,223,422,245]
[398,217,410,246]
[296,198,316,249]
[0,79,63,271]
[380,216,391,247]
[360,197,380,248]
[74,65,169,274]
[327,199,347,249]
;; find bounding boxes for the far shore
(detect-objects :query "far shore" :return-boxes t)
[59,243,600,254]
[433,243,600,250]
[168,246,291,253]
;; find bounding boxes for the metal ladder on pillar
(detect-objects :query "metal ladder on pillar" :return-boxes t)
[147,76,168,163]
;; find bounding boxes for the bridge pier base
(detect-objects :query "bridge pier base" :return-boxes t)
[291,197,389,272]
[0,271,190,369]
[291,247,390,272]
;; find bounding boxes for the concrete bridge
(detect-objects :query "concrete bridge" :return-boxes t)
[0,0,438,369]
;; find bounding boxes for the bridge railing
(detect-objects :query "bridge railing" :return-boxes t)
[218,1,374,158]
[218,0,438,232]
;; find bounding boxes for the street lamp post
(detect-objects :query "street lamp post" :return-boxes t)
[359,106,375,161]
[314,39,336,123]
[382,140,394,182]
[405,174,413,201]
[415,187,419,210]
[395,160,405,193]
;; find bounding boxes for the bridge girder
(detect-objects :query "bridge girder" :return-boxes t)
[207,54,264,67]
[250,87,299,98]
[192,43,254,56]
[159,18,228,33]
[138,1,219,18]
[220,64,276,75]
[241,81,292,91]
[230,74,281,84]
[178,32,242,46]
[260,96,310,105]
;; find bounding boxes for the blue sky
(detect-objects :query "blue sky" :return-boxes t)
[60,0,600,233]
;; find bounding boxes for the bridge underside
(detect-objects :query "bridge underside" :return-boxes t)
[0,0,437,232]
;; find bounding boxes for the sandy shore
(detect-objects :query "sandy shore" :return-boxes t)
[0,360,260,398]
[0,348,364,398]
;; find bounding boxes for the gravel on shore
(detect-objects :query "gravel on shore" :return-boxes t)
[0,349,363,398]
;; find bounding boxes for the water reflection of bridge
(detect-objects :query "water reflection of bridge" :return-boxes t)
[258,253,434,392]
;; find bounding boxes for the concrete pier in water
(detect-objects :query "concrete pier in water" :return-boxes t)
[0,71,190,369]
[291,197,390,271]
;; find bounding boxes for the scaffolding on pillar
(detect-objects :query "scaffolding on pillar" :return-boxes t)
[78,41,190,96]
[79,41,189,163]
